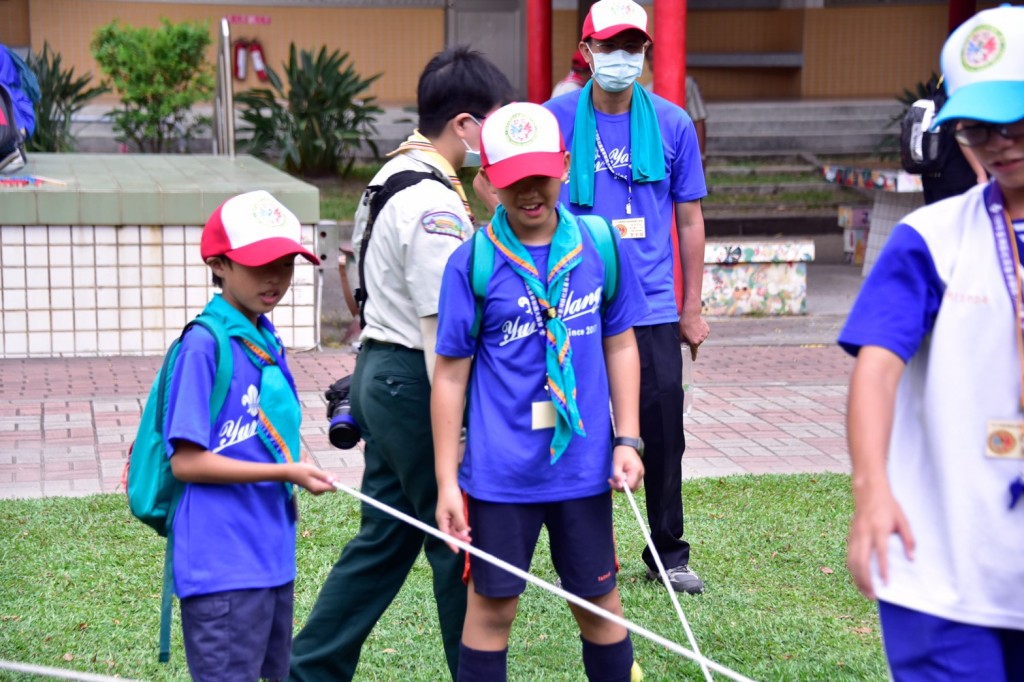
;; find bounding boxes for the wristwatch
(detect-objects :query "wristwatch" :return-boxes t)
[613,436,644,458]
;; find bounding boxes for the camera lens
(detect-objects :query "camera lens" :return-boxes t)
[329,411,361,449]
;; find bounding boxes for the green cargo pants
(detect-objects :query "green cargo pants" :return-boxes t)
[289,340,466,681]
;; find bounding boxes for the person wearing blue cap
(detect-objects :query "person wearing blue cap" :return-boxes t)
[839,5,1024,680]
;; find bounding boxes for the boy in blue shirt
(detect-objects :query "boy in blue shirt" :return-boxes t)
[165,190,337,681]
[433,102,648,682]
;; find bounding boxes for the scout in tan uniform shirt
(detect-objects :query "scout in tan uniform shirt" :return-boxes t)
[288,46,513,682]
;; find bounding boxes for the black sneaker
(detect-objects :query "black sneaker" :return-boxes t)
[646,564,704,594]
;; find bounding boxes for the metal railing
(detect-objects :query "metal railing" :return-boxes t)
[212,17,235,157]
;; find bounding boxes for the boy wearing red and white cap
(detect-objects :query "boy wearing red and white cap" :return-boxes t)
[433,101,649,681]
[166,190,336,681]
[545,0,709,596]
[841,6,1024,679]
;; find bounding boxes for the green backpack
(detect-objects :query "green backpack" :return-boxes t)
[124,315,233,662]
[469,214,621,338]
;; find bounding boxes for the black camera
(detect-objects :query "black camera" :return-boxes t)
[325,374,361,449]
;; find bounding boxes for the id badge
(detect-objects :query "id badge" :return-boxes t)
[532,401,557,430]
[613,217,646,239]
[985,420,1024,459]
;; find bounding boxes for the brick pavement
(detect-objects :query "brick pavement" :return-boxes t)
[0,324,854,499]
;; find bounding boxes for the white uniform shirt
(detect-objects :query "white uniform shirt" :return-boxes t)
[352,151,474,349]
[840,185,1024,630]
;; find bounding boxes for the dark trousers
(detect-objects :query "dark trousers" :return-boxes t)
[635,323,690,570]
[289,341,467,681]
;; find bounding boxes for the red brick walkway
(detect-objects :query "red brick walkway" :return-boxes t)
[0,340,854,499]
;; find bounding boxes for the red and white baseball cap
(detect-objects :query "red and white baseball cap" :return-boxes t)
[201,190,320,267]
[480,102,566,189]
[581,0,651,43]
[933,4,1024,127]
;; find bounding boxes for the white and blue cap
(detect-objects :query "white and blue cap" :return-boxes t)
[932,4,1024,128]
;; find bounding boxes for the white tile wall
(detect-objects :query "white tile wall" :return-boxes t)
[1,223,321,358]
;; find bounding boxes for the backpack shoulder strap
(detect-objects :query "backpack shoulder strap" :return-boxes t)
[469,228,495,339]
[577,214,620,307]
[187,316,234,419]
[356,170,446,328]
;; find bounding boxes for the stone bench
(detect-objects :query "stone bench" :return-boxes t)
[702,238,815,316]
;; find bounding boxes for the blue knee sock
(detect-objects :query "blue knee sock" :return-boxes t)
[581,635,633,682]
[457,642,508,682]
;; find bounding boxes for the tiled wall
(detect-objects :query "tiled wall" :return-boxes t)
[0,223,320,358]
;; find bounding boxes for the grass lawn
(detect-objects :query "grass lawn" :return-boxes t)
[0,473,886,680]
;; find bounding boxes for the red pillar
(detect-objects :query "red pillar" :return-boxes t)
[653,0,686,108]
[948,0,976,33]
[527,0,552,103]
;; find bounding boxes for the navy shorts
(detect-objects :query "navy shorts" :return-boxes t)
[879,600,1024,681]
[180,581,294,682]
[466,492,617,599]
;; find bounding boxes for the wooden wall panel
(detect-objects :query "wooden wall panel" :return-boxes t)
[0,0,31,46]
[802,6,946,99]
[27,0,444,104]
[686,9,804,54]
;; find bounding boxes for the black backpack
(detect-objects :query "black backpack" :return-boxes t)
[354,170,446,327]
[899,77,955,175]
[0,83,26,173]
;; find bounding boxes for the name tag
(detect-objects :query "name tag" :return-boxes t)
[613,217,646,239]
[532,401,557,430]
[986,420,1024,459]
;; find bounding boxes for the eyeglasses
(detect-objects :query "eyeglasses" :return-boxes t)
[954,120,1024,147]
[587,40,649,55]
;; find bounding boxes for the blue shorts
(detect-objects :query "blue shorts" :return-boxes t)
[466,492,617,599]
[879,600,1024,681]
[180,581,294,682]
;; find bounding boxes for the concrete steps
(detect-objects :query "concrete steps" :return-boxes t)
[705,100,902,155]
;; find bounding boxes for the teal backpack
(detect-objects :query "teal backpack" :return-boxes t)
[469,214,620,338]
[124,315,233,662]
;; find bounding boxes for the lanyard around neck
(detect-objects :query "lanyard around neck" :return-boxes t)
[986,182,1024,410]
[594,128,632,215]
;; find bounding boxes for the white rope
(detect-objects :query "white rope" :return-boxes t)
[622,484,713,682]
[331,480,757,682]
[0,660,141,682]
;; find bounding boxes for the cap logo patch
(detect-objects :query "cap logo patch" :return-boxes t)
[252,196,288,228]
[609,0,636,18]
[505,113,538,147]
[961,24,1005,71]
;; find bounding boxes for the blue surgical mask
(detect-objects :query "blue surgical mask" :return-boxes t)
[462,138,481,168]
[588,48,645,93]
[462,115,483,167]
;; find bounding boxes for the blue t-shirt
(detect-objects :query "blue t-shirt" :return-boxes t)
[435,211,650,503]
[164,325,296,599]
[545,90,707,325]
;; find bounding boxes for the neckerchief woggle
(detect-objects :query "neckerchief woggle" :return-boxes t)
[485,205,586,462]
[203,293,301,498]
[984,181,1024,509]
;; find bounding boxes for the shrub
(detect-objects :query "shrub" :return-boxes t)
[90,19,214,153]
[25,43,109,153]
[235,44,382,177]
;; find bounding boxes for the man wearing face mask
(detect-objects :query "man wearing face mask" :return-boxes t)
[289,46,513,682]
[545,0,710,595]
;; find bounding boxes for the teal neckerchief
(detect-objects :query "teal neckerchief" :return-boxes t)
[485,205,586,463]
[203,294,300,497]
[569,80,666,208]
